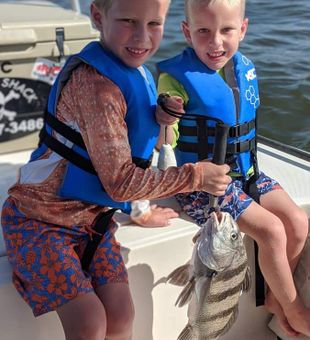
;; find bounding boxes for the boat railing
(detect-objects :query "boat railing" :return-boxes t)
[257,135,310,162]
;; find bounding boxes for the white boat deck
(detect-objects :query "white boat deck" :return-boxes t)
[0,145,309,340]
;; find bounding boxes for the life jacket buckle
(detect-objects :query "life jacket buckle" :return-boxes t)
[229,124,241,138]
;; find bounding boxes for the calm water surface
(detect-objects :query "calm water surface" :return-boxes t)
[9,0,310,150]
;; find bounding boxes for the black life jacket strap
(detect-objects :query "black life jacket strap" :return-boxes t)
[39,111,152,172]
[254,242,265,306]
[243,169,265,307]
[177,138,255,160]
[179,119,255,138]
[196,117,209,160]
[81,208,117,272]
[243,122,265,307]
[40,129,97,174]
[132,157,152,169]
[43,111,86,149]
[230,119,255,137]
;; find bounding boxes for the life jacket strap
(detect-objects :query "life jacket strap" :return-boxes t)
[179,119,255,138]
[42,111,86,149]
[40,129,97,174]
[244,171,266,307]
[177,138,256,160]
[132,156,152,169]
[229,120,255,137]
[196,117,209,160]
[81,208,117,272]
[39,112,152,173]
[242,133,265,307]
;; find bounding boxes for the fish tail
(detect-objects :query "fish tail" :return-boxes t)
[175,278,195,307]
[166,262,190,286]
[177,324,194,340]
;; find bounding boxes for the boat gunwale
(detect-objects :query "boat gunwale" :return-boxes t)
[257,135,310,162]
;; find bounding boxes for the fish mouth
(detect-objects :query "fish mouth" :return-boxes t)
[197,212,242,271]
[211,211,224,231]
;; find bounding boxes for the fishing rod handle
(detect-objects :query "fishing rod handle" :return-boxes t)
[212,123,230,165]
[207,123,230,210]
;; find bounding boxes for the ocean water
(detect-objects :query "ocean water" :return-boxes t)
[9,0,310,151]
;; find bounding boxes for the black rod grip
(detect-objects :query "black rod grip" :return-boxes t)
[212,123,230,165]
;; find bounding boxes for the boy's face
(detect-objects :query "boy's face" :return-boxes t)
[91,0,169,68]
[182,1,248,71]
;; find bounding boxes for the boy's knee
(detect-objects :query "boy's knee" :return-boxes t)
[257,216,287,247]
[70,317,107,340]
[106,302,135,338]
[290,208,309,242]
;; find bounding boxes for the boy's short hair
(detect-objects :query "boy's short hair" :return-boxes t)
[92,0,114,14]
[185,0,246,20]
[93,0,171,14]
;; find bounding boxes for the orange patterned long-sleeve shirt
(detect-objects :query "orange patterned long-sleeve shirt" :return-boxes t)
[9,64,203,227]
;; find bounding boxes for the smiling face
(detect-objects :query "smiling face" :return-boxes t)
[91,0,170,68]
[182,0,248,70]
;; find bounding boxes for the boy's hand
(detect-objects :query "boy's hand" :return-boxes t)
[195,161,231,196]
[130,204,179,228]
[156,95,185,125]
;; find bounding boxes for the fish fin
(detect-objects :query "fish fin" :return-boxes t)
[175,278,195,307]
[177,324,194,340]
[192,229,201,244]
[166,262,191,286]
[220,304,239,336]
[197,277,212,310]
[241,266,252,292]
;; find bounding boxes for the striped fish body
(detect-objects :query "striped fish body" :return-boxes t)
[167,212,251,340]
[188,249,250,340]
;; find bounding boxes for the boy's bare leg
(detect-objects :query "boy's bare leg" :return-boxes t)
[57,292,107,340]
[261,190,308,273]
[260,190,309,336]
[238,200,310,337]
[96,282,135,340]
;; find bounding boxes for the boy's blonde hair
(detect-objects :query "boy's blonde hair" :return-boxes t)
[92,0,114,14]
[93,0,171,14]
[185,0,246,20]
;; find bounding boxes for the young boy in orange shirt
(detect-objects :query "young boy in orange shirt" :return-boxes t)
[1,0,231,339]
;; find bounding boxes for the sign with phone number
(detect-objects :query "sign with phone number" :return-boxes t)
[0,77,50,143]
[0,118,43,136]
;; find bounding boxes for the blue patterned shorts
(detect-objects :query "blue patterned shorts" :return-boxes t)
[1,197,128,316]
[176,172,282,227]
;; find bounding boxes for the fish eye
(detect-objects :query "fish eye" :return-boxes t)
[231,232,238,240]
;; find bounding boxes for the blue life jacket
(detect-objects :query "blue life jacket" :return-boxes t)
[157,47,259,177]
[33,41,159,213]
